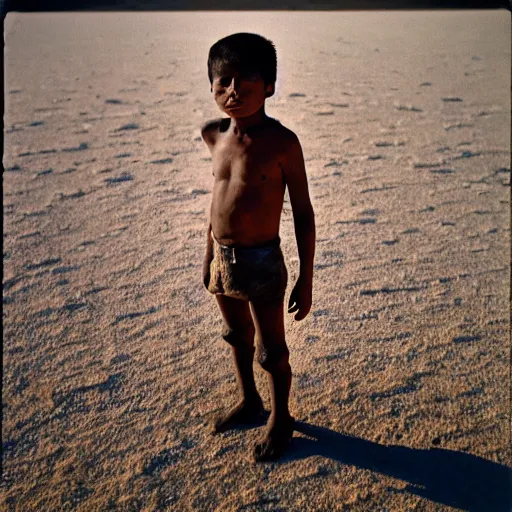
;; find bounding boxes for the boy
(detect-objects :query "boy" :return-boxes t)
[201,33,315,462]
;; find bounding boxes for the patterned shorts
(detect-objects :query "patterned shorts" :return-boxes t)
[206,236,288,303]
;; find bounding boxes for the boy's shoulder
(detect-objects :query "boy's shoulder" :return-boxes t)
[201,117,230,145]
[271,118,298,140]
[266,118,301,152]
[201,117,300,150]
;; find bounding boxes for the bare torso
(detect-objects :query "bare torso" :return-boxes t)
[206,117,288,247]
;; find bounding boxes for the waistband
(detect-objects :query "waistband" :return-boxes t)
[212,234,281,251]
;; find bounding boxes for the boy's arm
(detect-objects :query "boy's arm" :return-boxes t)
[283,133,316,320]
[202,222,214,289]
[201,119,220,288]
[201,118,222,149]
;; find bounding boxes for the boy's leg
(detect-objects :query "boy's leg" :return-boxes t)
[213,294,264,433]
[249,299,294,461]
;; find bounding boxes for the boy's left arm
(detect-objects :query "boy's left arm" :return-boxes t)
[283,133,316,321]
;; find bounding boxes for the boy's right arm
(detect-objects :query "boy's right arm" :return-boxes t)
[201,119,220,289]
[201,118,222,149]
[203,223,213,289]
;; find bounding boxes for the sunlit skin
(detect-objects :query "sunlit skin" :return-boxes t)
[208,63,285,247]
[202,60,316,461]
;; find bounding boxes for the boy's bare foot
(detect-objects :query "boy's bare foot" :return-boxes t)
[253,415,295,462]
[213,396,265,433]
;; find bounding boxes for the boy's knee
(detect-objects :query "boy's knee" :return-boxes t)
[257,344,289,373]
[221,323,255,347]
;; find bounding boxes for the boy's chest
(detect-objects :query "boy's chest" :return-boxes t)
[212,135,284,185]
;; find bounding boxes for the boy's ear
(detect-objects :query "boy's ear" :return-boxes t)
[265,83,275,98]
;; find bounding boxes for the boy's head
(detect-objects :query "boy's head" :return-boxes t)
[208,33,277,117]
[208,32,277,88]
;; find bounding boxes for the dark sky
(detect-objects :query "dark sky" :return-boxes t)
[3,0,510,12]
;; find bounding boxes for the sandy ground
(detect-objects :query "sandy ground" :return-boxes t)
[2,10,511,511]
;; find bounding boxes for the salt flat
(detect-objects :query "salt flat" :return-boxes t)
[3,10,511,511]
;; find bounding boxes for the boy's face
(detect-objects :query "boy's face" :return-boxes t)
[211,61,274,118]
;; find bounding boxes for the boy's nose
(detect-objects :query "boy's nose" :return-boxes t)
[228,77,241,95]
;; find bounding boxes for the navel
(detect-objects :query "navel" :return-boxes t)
[261,174,267,181]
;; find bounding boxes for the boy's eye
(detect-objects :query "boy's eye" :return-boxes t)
[244,73,261,82]
[215,73,261,88]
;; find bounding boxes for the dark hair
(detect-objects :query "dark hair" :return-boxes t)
[207,33,277,86]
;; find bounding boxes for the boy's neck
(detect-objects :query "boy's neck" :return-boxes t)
[230,106,268,136]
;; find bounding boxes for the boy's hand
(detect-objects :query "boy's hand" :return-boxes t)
[202,256,211,289]
[287,276,312,321]
[203,248,215,290]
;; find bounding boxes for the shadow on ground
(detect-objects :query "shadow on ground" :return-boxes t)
[284,421,511,512]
